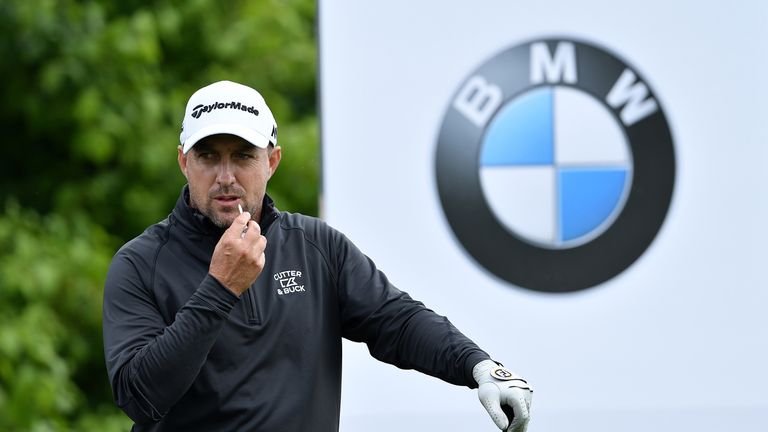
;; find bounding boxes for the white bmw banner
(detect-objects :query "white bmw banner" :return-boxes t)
[319,1,768,431]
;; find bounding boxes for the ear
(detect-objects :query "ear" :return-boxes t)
[178,145,189,180]
[267,146,282,179]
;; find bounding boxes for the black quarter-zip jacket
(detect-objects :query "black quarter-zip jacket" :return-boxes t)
[103,186,490,431]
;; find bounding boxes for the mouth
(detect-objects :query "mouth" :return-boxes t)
[213,196,241,207]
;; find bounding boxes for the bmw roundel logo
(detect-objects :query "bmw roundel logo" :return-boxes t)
[435,38,675,293]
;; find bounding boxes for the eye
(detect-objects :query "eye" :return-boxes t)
[236,152,255,160]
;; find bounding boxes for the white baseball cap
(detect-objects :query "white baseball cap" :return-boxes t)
[179,80,278,154]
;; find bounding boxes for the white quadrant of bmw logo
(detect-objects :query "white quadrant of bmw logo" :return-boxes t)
[480,86,633,248]
[436,39,675,293]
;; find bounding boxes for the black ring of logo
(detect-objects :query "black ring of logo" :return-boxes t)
[435,38,675,293]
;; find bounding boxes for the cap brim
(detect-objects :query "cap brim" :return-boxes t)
[182,124,271,154]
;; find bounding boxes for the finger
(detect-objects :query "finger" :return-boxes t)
[505,393,530,431]
[508,415,530,432]
[478,383,509,430]
[255,249,266,269]
[254,221,264,237]
[501,405,516,428]
[247,220,262,237]
[241,220,262,241]
[235,211,251,225]
[524,390,532,412]
[226,212,251,237]
[252,234,267,255]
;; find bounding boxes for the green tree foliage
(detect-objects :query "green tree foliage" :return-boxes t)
[0,0,318,429]
[0,202,129,431]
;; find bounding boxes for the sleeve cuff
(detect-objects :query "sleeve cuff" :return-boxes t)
[464,351,492,388]
[191,274,241,317]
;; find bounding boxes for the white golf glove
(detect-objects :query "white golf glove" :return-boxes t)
[473,359,533,431]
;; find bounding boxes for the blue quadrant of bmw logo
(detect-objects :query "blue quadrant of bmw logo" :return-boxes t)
[479,86,632,248]
[435,38,675,293]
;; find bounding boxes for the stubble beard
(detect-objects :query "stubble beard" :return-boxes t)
[190,194,262,229]
[203,204,236,229]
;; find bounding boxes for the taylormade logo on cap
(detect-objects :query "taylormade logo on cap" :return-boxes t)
[190,101,260,119]
[180,80,278,154]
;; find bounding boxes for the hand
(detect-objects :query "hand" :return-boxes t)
[209,212,267,296]
[473,359,533,431]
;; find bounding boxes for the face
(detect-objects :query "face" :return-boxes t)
[178,134,281,228]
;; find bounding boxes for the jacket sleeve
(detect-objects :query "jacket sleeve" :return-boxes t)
[102,248,239,424]
[332,229,490,388]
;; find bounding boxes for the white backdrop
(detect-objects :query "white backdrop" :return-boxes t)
[318,2,768,431]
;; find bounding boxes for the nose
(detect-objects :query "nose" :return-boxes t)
[215,160,236,186]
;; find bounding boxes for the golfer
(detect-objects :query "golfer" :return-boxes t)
[102,80,533,431]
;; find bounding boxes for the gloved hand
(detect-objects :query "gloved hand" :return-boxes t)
[473,359,533,431]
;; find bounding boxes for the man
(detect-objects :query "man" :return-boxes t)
[102,80,532,431]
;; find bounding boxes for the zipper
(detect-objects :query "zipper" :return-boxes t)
[242,288,260,325]
[241,210,278,326]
